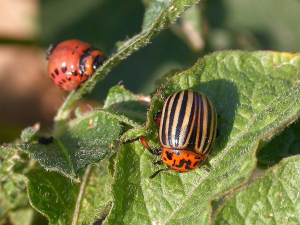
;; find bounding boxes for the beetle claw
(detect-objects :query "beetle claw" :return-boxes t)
[153,160,163,165]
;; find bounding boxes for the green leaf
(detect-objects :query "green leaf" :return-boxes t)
[8,207,48,225]
[0,197,7,224]
[108,152,117,178]
[0,173,35,224]
[213,155,300,225]
[20,124,40,142]
[1,174,28,210]
[74,107,83,118]
[54,0,200,131]
[17,111,122,179]
[104,85,149,124]
[25,165,111,225]
[0,147,37,225]
[106,51,300,224]
[257,120,300,168]
[0,147,30,182]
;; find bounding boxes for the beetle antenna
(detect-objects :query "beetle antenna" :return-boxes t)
[149,168,170,179]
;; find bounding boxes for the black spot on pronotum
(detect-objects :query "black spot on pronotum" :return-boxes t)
[193,161,199,167]
[39,136,54,145]
[172,160,176,167]
[166,151,173,160]
[176,159,192,170]
[61,67,67,73]
[71,70,78,76]
[67,76,71,81]
[54,68,59,75]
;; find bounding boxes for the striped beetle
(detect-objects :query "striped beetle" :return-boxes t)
[125,89,217,178]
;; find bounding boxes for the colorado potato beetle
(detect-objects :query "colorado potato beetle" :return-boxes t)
[125,89,217,178]
[46,40,104,91]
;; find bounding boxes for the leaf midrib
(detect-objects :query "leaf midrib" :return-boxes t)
[71,165,92,225]
[56,138,74,175]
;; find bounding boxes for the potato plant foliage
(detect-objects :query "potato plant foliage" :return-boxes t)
[1,1,300,225]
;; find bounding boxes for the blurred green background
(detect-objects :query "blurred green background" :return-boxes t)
[1,0,300,144]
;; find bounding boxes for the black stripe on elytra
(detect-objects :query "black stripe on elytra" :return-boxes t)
[168,93,181,146]
[161,96,172,145]
[166,151,173,160]
[175,91,188,147]
[189,92,200,147]
[183,92,196,147]
[202,98,212,155]
[197,94,204,151]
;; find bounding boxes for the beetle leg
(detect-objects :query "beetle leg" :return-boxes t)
[123,137,162,156]
[149,167,170,179]
[139,137,162,155]
[153,110,162,125]
[153,160,163,165]
[159,88,167,101]
[140,137,162,155]
[151,147,162,156]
